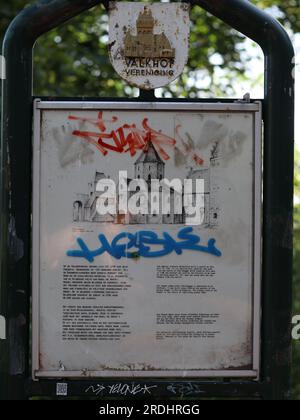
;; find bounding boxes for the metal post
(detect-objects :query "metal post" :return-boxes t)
[0,0,103,401]
[196,0,295,400]
[0,0,294,400]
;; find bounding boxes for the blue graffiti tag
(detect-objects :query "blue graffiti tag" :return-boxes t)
[66,227,222,263]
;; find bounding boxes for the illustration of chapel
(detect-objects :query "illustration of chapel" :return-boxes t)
[117,139,184,225]
[73,172,115,224]
[124,6,175,59]
[73,139,221,227]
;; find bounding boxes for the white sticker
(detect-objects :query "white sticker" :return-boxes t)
[0,315,6,340]
[56,382,68,396]
[0,55,6,80]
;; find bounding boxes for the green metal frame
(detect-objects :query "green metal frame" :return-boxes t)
[0,0,294,400]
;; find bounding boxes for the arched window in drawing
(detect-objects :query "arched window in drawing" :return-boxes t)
[73,201,83,222]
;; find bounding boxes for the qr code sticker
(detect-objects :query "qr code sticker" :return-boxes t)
[56,383,68,396]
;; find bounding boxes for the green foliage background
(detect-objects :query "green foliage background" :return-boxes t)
[1,0,300,399]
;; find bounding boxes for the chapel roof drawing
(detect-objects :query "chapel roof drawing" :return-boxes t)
[135,139,165,165]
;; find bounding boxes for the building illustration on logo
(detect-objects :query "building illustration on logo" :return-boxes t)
[73,139,221,227]
[124,6,175,59]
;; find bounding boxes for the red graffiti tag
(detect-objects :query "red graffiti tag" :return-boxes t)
[68,111,203,164]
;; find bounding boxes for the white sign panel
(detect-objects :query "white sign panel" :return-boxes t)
[32,101,261,379]
[109,2,190,90]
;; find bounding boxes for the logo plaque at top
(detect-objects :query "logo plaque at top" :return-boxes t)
[109,2,190,90]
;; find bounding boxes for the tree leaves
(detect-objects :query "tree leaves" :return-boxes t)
[0,1,297,98]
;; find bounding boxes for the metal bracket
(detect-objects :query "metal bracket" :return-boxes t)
[235,93,251,104]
